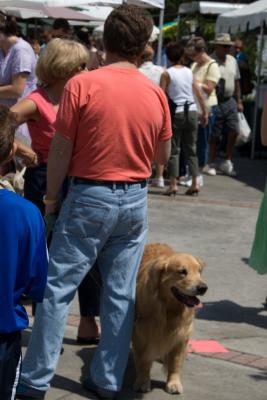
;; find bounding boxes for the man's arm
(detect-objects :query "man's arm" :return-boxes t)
[235,79,243,112]
[154,139,171,165]
[45,133,73,214]
[261,99,267,146]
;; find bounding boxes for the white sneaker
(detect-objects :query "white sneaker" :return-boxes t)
[178,175,191,186]
[219,160,237,177]
[151,177,165,188]
[185,175,204,187]
[202,164,216,176]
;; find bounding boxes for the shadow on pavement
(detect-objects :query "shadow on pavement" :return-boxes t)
[232,158,267,193]
[249,370,267,381]
[51,374,86,397]
[196,300,267,330]
[76,348,144,400]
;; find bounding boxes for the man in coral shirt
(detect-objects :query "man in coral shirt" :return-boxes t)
[17,5,172,400]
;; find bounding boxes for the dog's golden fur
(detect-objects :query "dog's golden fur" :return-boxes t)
[133,243,207,394]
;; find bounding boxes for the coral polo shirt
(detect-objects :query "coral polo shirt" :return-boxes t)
[55,66,172,182]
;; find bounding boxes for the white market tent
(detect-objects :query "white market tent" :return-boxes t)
[0,0,100,20]
[35,0,164,8]
[18,0,165,64]
[80,5,113,22]
[179,1,244,16]
[216,0,267,159]
[215,0,267,33]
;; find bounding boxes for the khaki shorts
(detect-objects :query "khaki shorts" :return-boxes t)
[212,97,239,138]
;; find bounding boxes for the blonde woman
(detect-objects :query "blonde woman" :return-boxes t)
[12,39,101,344]
[186,37,221,176]
[12,38,89,212]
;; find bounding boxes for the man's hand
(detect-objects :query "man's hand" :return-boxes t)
[44,200,60,216]
[237,100,244,112]
[44,213,59,240]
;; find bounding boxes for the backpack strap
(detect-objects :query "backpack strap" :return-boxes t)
[205,60,217,79]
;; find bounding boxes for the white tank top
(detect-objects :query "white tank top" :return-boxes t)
[167,66,197,114]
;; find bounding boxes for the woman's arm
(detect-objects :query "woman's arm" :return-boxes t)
[200,80,216,96]
[193,78,208,127]
[0,72,29,99]
[11,99,39,166]
[160,71,170,93]
[15,140,38,167]
[11,98,39,124]
[261,98,267,146]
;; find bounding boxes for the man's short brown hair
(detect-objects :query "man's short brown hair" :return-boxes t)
[0,105,17,165]
[103,4,153,61]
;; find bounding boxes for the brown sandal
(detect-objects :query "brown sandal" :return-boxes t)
[185,188,199,196]
[163,188,178,197]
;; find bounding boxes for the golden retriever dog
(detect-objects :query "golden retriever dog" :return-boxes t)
[133,243,207,395]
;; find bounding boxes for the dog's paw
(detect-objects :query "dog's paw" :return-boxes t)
[166,380,183,394]
[133,379,151,393]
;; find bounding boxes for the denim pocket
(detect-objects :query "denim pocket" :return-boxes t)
[65,200,110,239]
[129,201,148,237]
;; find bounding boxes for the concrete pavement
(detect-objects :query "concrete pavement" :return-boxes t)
[22,156,267,400]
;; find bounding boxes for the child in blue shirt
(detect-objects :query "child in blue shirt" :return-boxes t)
[0,105,48,400]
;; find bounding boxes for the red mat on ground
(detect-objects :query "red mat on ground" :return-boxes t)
[188,340,229,353]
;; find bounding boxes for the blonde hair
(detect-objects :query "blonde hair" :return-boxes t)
[36,38,89,85]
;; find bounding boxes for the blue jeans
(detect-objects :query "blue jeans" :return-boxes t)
[197,105,217,168]
[20,181,148,392]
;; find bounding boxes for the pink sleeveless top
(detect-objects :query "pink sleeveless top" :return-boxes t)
[26,87,56,163]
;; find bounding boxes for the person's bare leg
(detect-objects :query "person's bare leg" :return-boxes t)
[155,163,164,179]
[165,176,177,195]
[191,176,199,191]
[78,316,100,339]
[169,176,177,191]
[209,136,218,163]
[225,131,238,160]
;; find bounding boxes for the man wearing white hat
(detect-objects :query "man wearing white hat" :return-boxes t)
[209,33,243,176]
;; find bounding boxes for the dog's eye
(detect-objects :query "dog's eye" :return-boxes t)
[178,268,187,276]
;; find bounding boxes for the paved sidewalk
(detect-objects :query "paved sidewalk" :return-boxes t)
[22,157,267,400]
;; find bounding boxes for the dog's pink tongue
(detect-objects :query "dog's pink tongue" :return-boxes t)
[194,302,203,309]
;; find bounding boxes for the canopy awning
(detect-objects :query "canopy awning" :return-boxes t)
[18,0,165,10]
[0,0,96,20]
[216,0,267,33]
[179,1,243,16]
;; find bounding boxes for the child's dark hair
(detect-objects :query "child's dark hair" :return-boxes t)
[0,105,17,165]
[166,41,184,64]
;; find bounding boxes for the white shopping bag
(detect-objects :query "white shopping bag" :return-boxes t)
[236,112,251,146]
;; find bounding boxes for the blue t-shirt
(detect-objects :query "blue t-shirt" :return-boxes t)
[0,189,48,333]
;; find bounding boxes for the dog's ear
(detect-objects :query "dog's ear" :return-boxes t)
[195,257,205,272]
[147,256,168,290]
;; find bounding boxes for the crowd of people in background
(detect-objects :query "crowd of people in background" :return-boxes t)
[0,14,253,196]
[144,33,252,193]
[0,5,258,400]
